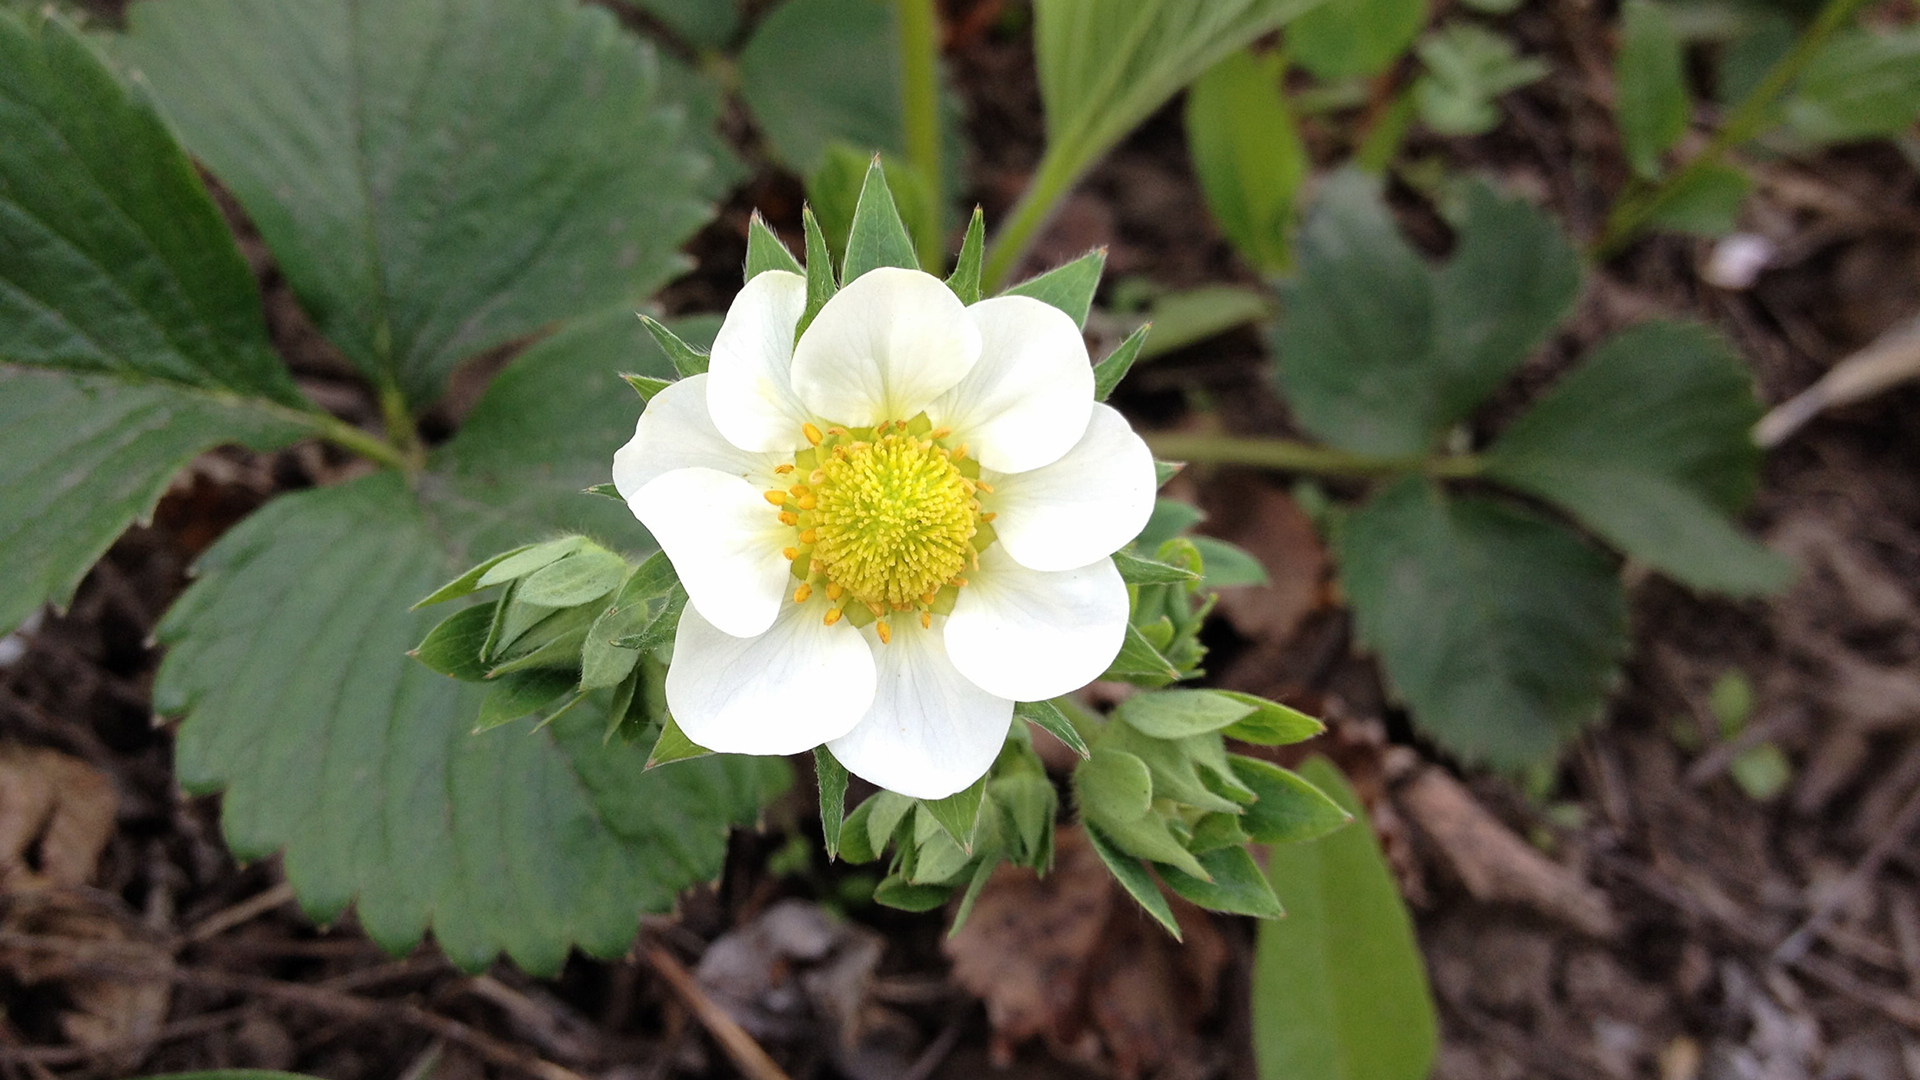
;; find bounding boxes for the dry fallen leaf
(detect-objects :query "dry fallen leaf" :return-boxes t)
[0,742,116,892]
[945,826,1228,1080]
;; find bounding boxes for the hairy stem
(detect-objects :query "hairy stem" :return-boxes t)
[894,0,944,271]
[980,142,1085,292]
[1594,0,1870,257]
[1147,433,1484,480]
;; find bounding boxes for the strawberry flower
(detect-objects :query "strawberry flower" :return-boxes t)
[613,266,1155,799]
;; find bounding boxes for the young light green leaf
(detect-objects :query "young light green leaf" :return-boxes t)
[1159,844,1283,918]
[121,0,737,407]
[1136,286,1272,361]
[745,211,804,279]
[1093,324,1152,402]
[1003,249,1106,329]
[514,547,628,608]
[645,716,714,768]
[477,536,588,588]
[1336,479,1629,766]
[1014,699,1091,758]
[1616,0,1689,179]
[639,315,712,378]
[1231,756,1351,844]
[815,747,849,860]
[1485,321,1792,595]
[1412,23,1549,136]
[1254,757,1436,1080]
[841,157,922,281]
[1186,49,1307,275]
[947,206,986,305]
[1114,549,1202,585]
[1191,536,1270,588]
[1287,0,1427,80]
[475,670,577,733]
[1215,691,1326,746]
[800,205,837,340]
[1084,823,1183,940]
[1116,689,1258,739]
[1645,162,1751,236]
[412,605,496,683]
[1074,748,1210,879]
[416,546,536,609]
[608,585,688,653]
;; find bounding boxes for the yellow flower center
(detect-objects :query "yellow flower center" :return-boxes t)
[763,416,997,642]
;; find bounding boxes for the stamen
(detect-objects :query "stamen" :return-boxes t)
[794,583,812,603]
[782,547,799,560]
[763,489,788,506]
[931,427,951,439]
[975,480,995,493]
[803,423,824,446]
[951,444,968,460]
[799,529,818,544]
[789,484,809,497]
[797,495,817,510]
[826,583,843,600]
[824,607,842,626]
[920,611,931,629]
[981,511,997,522]
[875,620,891,645]
[778,511,799,526]
[775,463,795,474]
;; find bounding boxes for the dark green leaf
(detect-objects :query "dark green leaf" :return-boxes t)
[474,670,577,733]
[1288,0,1427,80]
[1412,23,1549,136]
[841,157,921,281]
[1782,27,1920,143]
[1116,689,1257,739]
[1616,0,1689,179]
[918,775,988,853]
[1254,757,1436,1080]
[815,747,849,860]
[1337,479,1628,766]
[1014,699,1090,758]
[1214,691,1325,746]
[629,0,738,49]
[1159,844,1282,918]
[1485,321,1792,595]
[639,315,712,378]
[413,605,495,683]
[1191,537,1270,588]
[515,547,628,608]
[1003,249,1106,329]
[120,0,736,407]
[873,876,953,912]
[1093,324,1152,402]
[1114,549,1202,585]
[745,212,804,279]
[1084,823,1182,940]
[947,206,986,305]
[1645,162,1751,236]
[1231,756,1351,844]
[1186,48,1307,274]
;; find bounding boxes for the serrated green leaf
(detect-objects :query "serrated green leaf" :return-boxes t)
[918,775,988,853]
[1191,536,1270,588]
[515,547,628,608]
[1114,550,1202,585]
[119,0,736,407]
[1092,324,1151,402]
[413,605,495,683]
[1412,23,1548,136]
[1254,757,1436,1080]
[1336,479,1628,766]
[1159,844,1282,918]
[1485,321,1792,596]
[1003,249,1106,329]
[1116,689,1257,738]
[1084,823,1182,940]
[1231,756,1351,844]
[475,670,577,733]
[815,747,849,859]
[947,207,986,305]
[1215,691,1325,746]
[639,315,712,379]
[841,157,921,281]
[1288,0,1426,80]
[1616,0,1689,179]
[1013,699,1090,758]
[745,212,804,280]
[1186,48,1307,274]
[1645,162,1751,236]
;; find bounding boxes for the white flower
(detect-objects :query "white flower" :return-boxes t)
[612,267,1156,799]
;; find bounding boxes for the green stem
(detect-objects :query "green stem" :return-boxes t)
[1594,0,1869,258]
[894,0,944,271]
[376,381,426,470]
[1147,432,1484,480]
[300,410,412,471]
[980,142,1086,293]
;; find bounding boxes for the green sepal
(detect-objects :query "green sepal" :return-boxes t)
[644,715,713,768]
[1154,460,1183,488]
[947,206,985,304]
[841,156,919,282]
[474,669,577,733]
[620,372,674,402]
[487,601,604,675]
[582,482,624,501]
[1084,822,1182,940]
[1158,845,1283,918]
[1102,622,1183,684]
[515,546,627,608]
[411,604,495,682]
[1013,698,1090,758]
[1231,756,1352,845]
[476,536,587,589]
[800,204,836,340]
[1115,688,1257,739]
[1004,248,1106,328]
[909,810,975,883]
[918,773,989,853]
[815,747,849,860]
[607,584,687,652]
[873,875,954,912]
[1113,549,1201,585]
[946,853,1000,936]
[745,210,804,278]
[1214,690,1325,746]
[580,558,672,691]
[413,544,535,609]
[1092,322,1151,400]
[639,314,711,377]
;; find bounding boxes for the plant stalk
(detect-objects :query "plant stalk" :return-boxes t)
[894,0,945,271]
[1594,0,1870,258]
[376,382,426,470]
[302,411,413,471]
[980,141,1086,292]
[1147,432,1484,480]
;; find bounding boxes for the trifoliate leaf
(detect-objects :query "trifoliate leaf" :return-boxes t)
[119,0,738,408]
[1336,479,1628,766]
[1412,22,1549,136]
[1004,249,1106,329]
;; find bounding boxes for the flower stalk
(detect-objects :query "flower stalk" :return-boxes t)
[894,0,945,271]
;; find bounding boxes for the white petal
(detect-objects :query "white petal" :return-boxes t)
[630,467,791,639]
[667,601,876,756]
[929,296,1094,473]
[612,374,784,497]
[985,403,1157,571]
[944,547,1129,703]
[789,267,981,424]
[828,619,1012,800]
[707,270,812,453]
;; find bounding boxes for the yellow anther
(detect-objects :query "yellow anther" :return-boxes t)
[797,495,817,510]
[951,576,968,588]
[920,611,931,629]
[875,620,892,645]
[931,427,951,439]
[824,607,842,626]
[789,484,810,498]
[951,444,968,460]
[799,528,818,545]
[981,511,997,522]
[763,489,788,506]
[920,592,936,605]
[794,583,812,603]
[803,423,824,446]
[782,547,799,561]
[778,511,799,526]
[826,582,844,600]
[826,426,847,436]
[975,480,994,494]
[774,463,796,474]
